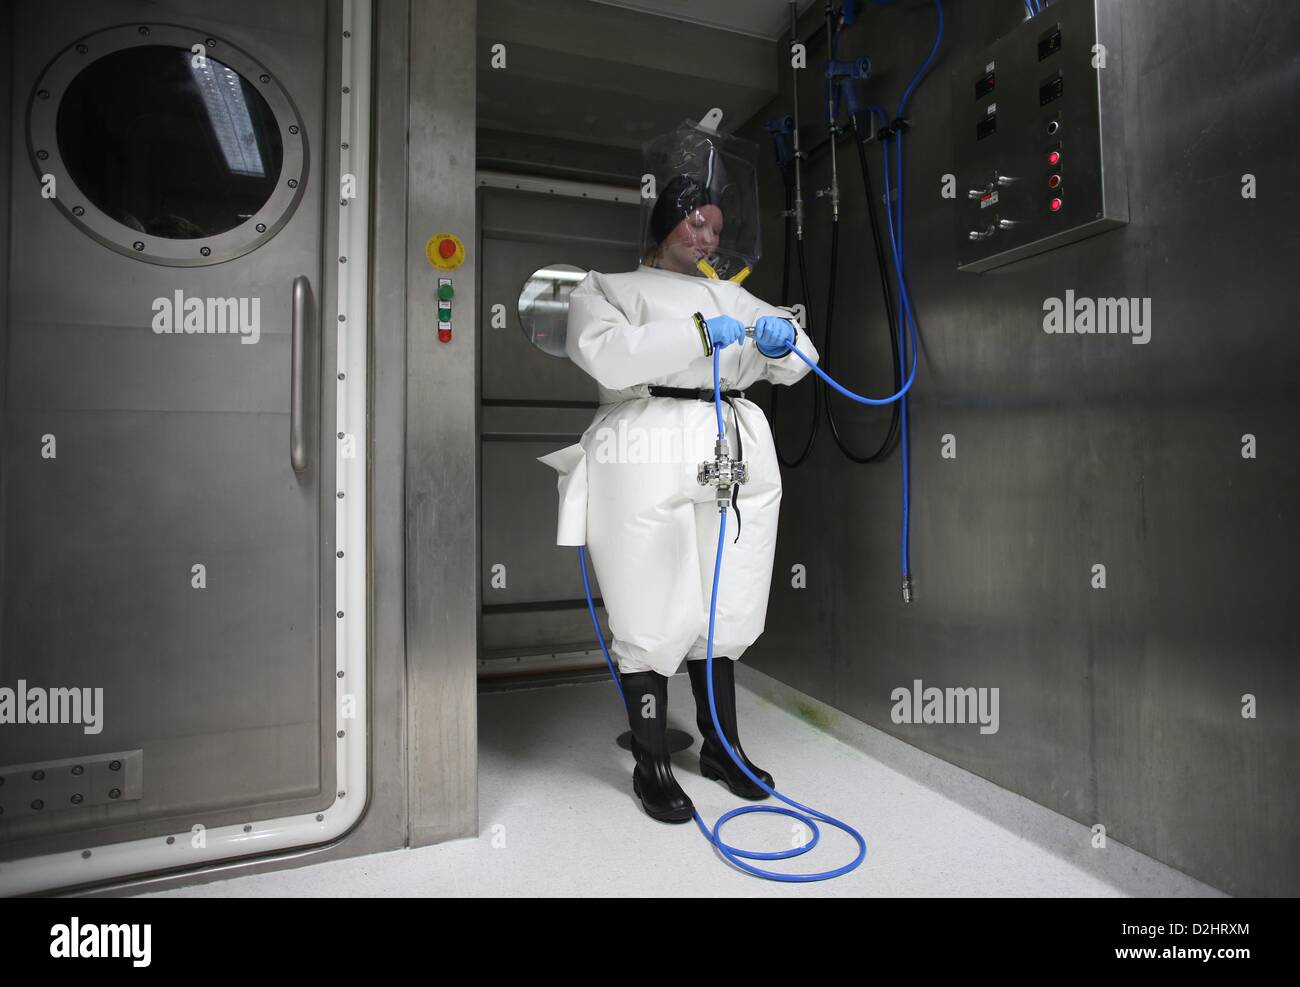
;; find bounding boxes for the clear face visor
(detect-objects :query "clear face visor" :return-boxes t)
[639,120,761,282]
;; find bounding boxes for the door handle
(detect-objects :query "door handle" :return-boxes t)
[290,274,313,473]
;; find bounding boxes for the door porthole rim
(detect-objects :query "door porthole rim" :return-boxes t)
[25,21,310,267]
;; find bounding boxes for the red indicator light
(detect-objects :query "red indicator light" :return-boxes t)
[1048,150,1061,166]
[1049,197,1063,212]
[1048,174,1062,189]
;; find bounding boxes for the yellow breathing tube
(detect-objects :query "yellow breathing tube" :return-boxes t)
[696,258,752,285]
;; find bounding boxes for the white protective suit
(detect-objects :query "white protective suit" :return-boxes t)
[538,264,818,677]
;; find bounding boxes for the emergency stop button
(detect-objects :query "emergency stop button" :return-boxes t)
[426,232,465,270]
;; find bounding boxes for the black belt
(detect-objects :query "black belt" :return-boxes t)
[647,385,746,544]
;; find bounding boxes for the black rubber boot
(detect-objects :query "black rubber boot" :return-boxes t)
[620,671,695,823]
[688,658,773,800]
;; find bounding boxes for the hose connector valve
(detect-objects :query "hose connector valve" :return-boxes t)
[698,437,749,508]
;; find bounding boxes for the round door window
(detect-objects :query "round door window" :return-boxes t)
[58,46,283,239]
[28,25,308,266]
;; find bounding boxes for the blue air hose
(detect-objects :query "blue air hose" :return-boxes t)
[577,347,867,882]
[869,0,944,587]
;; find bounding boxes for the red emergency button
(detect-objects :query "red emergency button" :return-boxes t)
[426,232,465,270]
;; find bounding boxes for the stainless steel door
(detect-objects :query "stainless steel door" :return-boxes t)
[478,184,639,677]
[1,0,338,861]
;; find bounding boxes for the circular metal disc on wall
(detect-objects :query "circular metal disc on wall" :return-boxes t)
[517,263,587,359]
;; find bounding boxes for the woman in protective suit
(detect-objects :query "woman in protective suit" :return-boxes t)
[541,120,819,823]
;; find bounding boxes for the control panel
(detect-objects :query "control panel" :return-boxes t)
[437,277,454,342]
[953,0,1126,272]
[425,232,464,342]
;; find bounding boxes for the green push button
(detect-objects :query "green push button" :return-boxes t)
[438,307,452,321]
[437,282,454,301]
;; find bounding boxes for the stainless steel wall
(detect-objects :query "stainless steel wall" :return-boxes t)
[0,1,9,651]
[404,0,478,847]
[738,0,1299,896]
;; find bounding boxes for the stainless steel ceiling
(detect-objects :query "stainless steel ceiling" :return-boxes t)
[588,0,817,41]
[477,0,803,153]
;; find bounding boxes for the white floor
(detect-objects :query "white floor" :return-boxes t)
[141,669,1223,897]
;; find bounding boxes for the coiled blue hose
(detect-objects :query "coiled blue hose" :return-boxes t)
[577,348,867,882]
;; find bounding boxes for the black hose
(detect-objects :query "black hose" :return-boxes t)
[771,187,821,469]
[821,120,903,464]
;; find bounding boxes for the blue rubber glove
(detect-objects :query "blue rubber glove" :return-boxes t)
[754,315,796,357]
[705,314,745,350]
